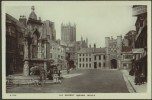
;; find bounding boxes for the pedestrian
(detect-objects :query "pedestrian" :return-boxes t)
[47,68,53,80]
[58,70,62,83]
[140,73,145,84]
[53,66,58,83]
[135,69,141,85]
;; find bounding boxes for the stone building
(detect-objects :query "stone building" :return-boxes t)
[132,5,147,81]
[120,46,133,70]
[105,36,122,69]
[23,6,55,76]
[61,22,76,44]
[77,44,106,69]
[123,30,136,48]
[50,41,66,70]
[6,13,25,76]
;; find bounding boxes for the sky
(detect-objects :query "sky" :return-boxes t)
[5,2,137,47]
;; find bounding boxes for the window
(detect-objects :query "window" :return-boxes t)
[89,63,91,68]
[79,58,81,62]
[79,54,81,56]
[83,54,84,56]
[99,62,101,67]
[99,55,101,60]
[79,64,81,67]
[50,53,52,58]
[125,55,132,59]
[103,62,105,67]
[86,58,88,62]
[94,56,96,60]
[89,58,91,61]
[86,64,88,68]
[104,55,106,60]
[83,64,84,67]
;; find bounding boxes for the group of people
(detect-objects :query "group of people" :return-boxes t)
[129,67,145,85]
[47,66,62,83]
[134,69,145,85]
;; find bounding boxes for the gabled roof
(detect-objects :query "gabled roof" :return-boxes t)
[6,13,25,28]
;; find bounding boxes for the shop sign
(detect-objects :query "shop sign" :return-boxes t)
[133,6,147,16]
[132,48,144,53]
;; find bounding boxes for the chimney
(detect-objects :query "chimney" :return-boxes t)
[19,15,27,26]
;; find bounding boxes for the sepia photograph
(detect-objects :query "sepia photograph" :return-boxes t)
[2,1,151,99]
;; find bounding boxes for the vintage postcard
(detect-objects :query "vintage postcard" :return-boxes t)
[1,1,151,99]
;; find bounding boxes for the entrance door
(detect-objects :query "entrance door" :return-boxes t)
[111,59,117,69]
[94,62,97,69]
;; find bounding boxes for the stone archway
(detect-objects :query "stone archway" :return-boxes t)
[111,59,117,69]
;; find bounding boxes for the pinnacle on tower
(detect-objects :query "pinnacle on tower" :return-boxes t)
[31,6,35,12]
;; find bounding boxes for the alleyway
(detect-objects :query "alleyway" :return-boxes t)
[7,69,129,93]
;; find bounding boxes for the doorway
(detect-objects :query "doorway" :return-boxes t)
[94,62,97,69]
[111,59,117,69]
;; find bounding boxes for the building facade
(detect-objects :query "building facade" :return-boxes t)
[6,13,25,76]
[120,46,133,70]
[50,41,66,70]
[77,45,106,69]
[61,23,76,44]
[132,5,147,81]
[123,30,136,48]
[105,36,122,69]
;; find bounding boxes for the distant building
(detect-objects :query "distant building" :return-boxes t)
[50,41,66,70]
[132,5,147,81]
[61,22,76,44]
[43,20,56,41]
[75,36,88,51]
[77,44,106,69]
[6,13,25,76]
[105,36,122,69]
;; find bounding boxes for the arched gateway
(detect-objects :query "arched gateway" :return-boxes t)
[111,59,117,69]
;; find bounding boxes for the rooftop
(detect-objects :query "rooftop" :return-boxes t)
[6,13,25,28]
[77,48,105,53]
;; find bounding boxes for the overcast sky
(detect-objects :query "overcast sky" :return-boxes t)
[5,2,137,47]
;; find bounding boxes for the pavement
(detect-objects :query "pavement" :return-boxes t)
[7,69,129,93]
[121,69,147,93]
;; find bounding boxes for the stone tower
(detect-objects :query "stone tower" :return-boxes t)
[116,36,122,69]
[105,36,122,69]
[23,6,48,76]
[105,37,110,68]
[61,23,76,44]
